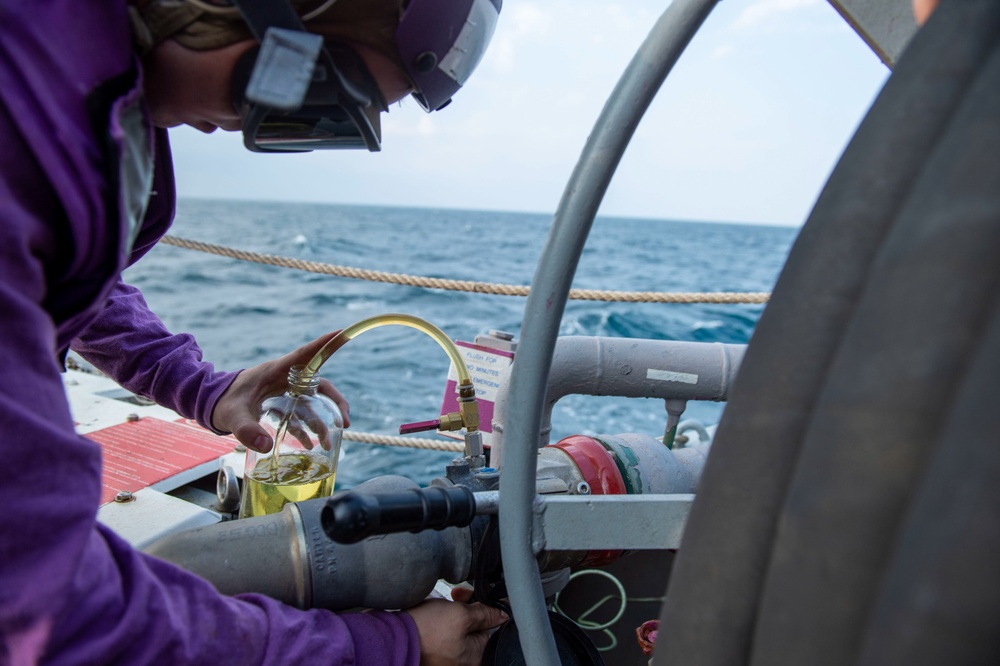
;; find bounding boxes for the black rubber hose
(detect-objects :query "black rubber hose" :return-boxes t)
[857,287,1000,665]
[321,485,477,544]
[749,21,1000,665]
[655,2,1000,664]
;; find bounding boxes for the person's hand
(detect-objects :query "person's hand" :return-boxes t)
[405,587,509,666]
[211,332,350,452]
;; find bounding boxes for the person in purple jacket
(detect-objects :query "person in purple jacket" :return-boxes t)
[0,0,507,663]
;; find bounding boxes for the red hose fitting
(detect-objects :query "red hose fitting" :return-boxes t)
[548,435,627,566]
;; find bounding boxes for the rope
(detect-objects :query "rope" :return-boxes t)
[160,235,770,305]
[343,429,465,453]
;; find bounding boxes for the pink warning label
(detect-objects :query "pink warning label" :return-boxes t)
[440,340,515,434]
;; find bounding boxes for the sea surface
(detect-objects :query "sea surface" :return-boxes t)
[124,199,797,488]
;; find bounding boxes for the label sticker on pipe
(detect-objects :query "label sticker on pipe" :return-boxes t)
[647,368,699,384]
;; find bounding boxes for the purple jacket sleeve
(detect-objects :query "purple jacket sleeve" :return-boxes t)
[70,279,239,433]
[0,151,421,664]
[71,123,238,434]
[0,1,421,662]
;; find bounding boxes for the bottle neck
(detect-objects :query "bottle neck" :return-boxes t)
[287,365,320,395]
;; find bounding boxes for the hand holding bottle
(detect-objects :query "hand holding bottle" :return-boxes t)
[211,331,350,453]
[230,340,348,519]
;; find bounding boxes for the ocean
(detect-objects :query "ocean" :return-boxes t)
[124,199,797,488]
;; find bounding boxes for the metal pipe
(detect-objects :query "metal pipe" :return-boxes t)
[146,500,314,606]
[144,476,471,611]
[498,0,721,662]
[490,336,743,466]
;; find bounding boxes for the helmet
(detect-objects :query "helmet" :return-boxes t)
[132,0,502,152]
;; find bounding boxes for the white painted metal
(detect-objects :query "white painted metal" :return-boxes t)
[97,488,221,549]
[63,365,184,434]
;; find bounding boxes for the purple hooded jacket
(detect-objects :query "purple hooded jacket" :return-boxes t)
[0,0,419,663]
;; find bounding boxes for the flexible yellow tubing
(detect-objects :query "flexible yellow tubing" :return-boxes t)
[303,314,472,388]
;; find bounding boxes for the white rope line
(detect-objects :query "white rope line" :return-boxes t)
[160,235,770,305]
[343,429,465,452]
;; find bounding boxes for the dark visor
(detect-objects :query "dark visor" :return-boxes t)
[233,42,387,153]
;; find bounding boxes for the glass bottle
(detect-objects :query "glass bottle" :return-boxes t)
[238,366,343,519]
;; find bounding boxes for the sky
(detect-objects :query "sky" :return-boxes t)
[168,0,898,227]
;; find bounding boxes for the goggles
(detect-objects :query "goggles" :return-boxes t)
[230,0,501,153]
[232,38,386,152]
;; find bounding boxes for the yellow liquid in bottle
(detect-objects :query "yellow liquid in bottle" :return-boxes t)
[239,451,336,518]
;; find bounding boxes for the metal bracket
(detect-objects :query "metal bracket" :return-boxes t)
[531,494,694,554]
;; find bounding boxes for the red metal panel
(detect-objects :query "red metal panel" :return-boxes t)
[88,417,235,504]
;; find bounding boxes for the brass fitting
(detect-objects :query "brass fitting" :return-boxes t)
[438,412,465,432]
[457,382,480,432]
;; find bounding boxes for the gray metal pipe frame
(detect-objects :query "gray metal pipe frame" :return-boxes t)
[498,0,721,662]
[490,336,744,466]
[534,494,694,552]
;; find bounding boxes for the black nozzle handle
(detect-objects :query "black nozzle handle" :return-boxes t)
[321,485,477,544]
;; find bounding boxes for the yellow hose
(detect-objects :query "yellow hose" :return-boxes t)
[302,314,479,439]
[304,314,472,385]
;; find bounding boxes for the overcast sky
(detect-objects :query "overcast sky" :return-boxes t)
[168,0,894,227]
